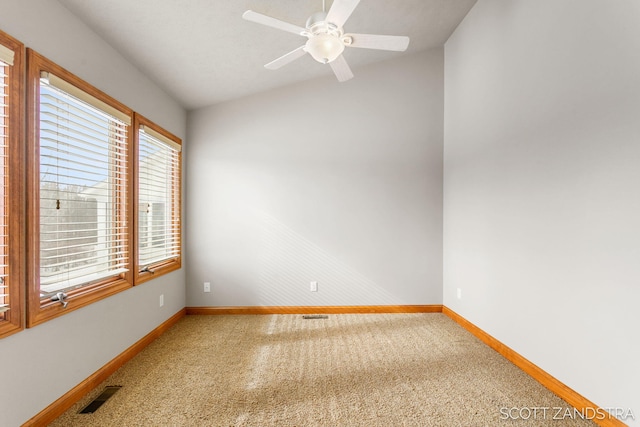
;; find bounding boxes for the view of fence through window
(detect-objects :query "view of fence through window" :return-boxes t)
[39,78,128,296]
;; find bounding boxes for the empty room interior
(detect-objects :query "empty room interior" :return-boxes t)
[0,0,638,426]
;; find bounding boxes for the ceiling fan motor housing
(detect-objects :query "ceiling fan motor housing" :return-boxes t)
[304,11,345,63]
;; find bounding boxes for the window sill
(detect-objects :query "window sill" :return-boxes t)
[135,258,181,286]
[27,278,132,328]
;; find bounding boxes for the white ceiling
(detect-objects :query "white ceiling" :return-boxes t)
[57,0,477,110]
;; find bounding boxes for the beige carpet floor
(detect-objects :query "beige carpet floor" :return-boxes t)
[50,313,596,426]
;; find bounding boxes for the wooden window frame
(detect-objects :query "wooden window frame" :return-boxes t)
[133,113,182,285]
[0,30,24,338]
[26,49,134,327]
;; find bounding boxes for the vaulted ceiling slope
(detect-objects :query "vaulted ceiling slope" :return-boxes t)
[58,0,477,110]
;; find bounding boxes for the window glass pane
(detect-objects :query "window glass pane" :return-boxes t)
[138,129,180,267]
[39,79,128,296]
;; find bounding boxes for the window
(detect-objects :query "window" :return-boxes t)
[0,40,182,332]
[27,50,133,326]
[134,114,181,283]
[0,30,24,338]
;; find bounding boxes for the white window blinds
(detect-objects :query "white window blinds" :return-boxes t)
[0,57,9,313]
[0,43,14,67]
[138,126,181,268]
[39,74,129,295]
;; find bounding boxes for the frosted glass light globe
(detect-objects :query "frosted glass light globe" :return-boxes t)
[305,34,345,64]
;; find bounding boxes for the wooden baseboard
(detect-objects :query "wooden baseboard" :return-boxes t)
[186,305,443,315]
[22,308,186,427]
[442,307,627,427]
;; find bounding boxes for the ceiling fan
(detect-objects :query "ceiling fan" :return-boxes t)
[242,0,410,82]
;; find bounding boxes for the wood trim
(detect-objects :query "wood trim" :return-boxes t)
[442,307,628,427]
[186,305,443,315]
[25,48,41,327]
[27,49,133,117]
[22,308,186,427]
[0,29,25,339]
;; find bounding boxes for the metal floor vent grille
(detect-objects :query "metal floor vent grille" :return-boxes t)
[79,386,122,414]
[302,315,328,319]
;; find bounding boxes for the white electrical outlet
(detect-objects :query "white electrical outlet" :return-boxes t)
[457,288,462,299]
[310,281,318,292]
[159,294,164,307]
[204,282,211,293]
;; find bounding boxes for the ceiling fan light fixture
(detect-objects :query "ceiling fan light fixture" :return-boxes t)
[243,0,410,81]
[305,34,345,64]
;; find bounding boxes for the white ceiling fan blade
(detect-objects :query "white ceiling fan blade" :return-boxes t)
[265,46,307,70]
[242,10,306,36]
[329,55,354,82]
[326,0,361,28]
[345,33,410,51]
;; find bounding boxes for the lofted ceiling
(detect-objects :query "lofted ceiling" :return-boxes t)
[57,0,477,110]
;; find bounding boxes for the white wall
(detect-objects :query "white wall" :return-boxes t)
[444,0,640,423]
[187,50,443,307]
[0,1,187,426]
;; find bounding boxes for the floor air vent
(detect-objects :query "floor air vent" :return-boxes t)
[79,386,122,414]
[302,315,328,319]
